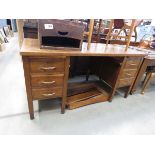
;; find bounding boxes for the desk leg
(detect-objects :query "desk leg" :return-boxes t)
[61,57,70,114]
[109,57,126,101]
[28,100,34,120]
[22,57,34,119]
[109,84,118,102]
[131,58,149,94]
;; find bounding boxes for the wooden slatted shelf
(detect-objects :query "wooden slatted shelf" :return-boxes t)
[67,81,110,110]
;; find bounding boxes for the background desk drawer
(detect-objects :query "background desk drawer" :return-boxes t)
[32,87,63,100]
[120,69,137,79]
[124,60,140,69]
[31,74,64,88]
[117,78,134,88]
[30,58,65,74]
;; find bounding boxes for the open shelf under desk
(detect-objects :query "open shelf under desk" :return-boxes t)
[67,79,111,110]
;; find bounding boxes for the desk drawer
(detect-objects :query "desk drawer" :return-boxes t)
[124,60,140,69]
[120,69,137,79]
[32,87,63,100]
[30,58,65,74]
[31,74,64,88]
[117,78,134,88]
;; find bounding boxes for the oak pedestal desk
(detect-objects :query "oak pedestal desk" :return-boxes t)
[20,39,145,119]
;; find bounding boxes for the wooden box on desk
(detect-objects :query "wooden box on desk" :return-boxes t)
[23,22,38,39]
[38,19,85,50]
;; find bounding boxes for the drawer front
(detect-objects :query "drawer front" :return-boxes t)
[30,58,65,74]
[117,78,134,88]
[32,87,63,100]
[124,60,140,69]
[120,69,137,79]
[31,74,64,88]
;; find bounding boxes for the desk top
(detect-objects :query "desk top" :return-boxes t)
[20,39,146,57]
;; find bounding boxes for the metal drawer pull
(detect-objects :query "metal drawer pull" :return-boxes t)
[130,63,137,66]
[42,93,55,97]
[40,67,56,70]
[126,73,131,76]
[41,81,55,84]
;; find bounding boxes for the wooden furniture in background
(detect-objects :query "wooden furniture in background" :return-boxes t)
[83,19,94,49]
[131,55,155,93]
[106,19,136,51]
[141,67,155,94]
[111,19,143,42]
[20,38,145,119]
[95,19,103,43]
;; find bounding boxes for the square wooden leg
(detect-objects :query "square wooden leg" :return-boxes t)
[61,98,66,114]
[28,99,34,120]
[109,85,117,102]
[61,57,70,114]
[124,86,132,98]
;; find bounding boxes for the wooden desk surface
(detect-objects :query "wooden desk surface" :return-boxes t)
[145,55,155,60]
[20,39,146,57]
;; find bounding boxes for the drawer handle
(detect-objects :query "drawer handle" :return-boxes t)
[41,81,55,85]
[42,93,55,97]
[126,73,131,76]
[58,31,68,35]
[130,63,137,66]
[40,67,56,70]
